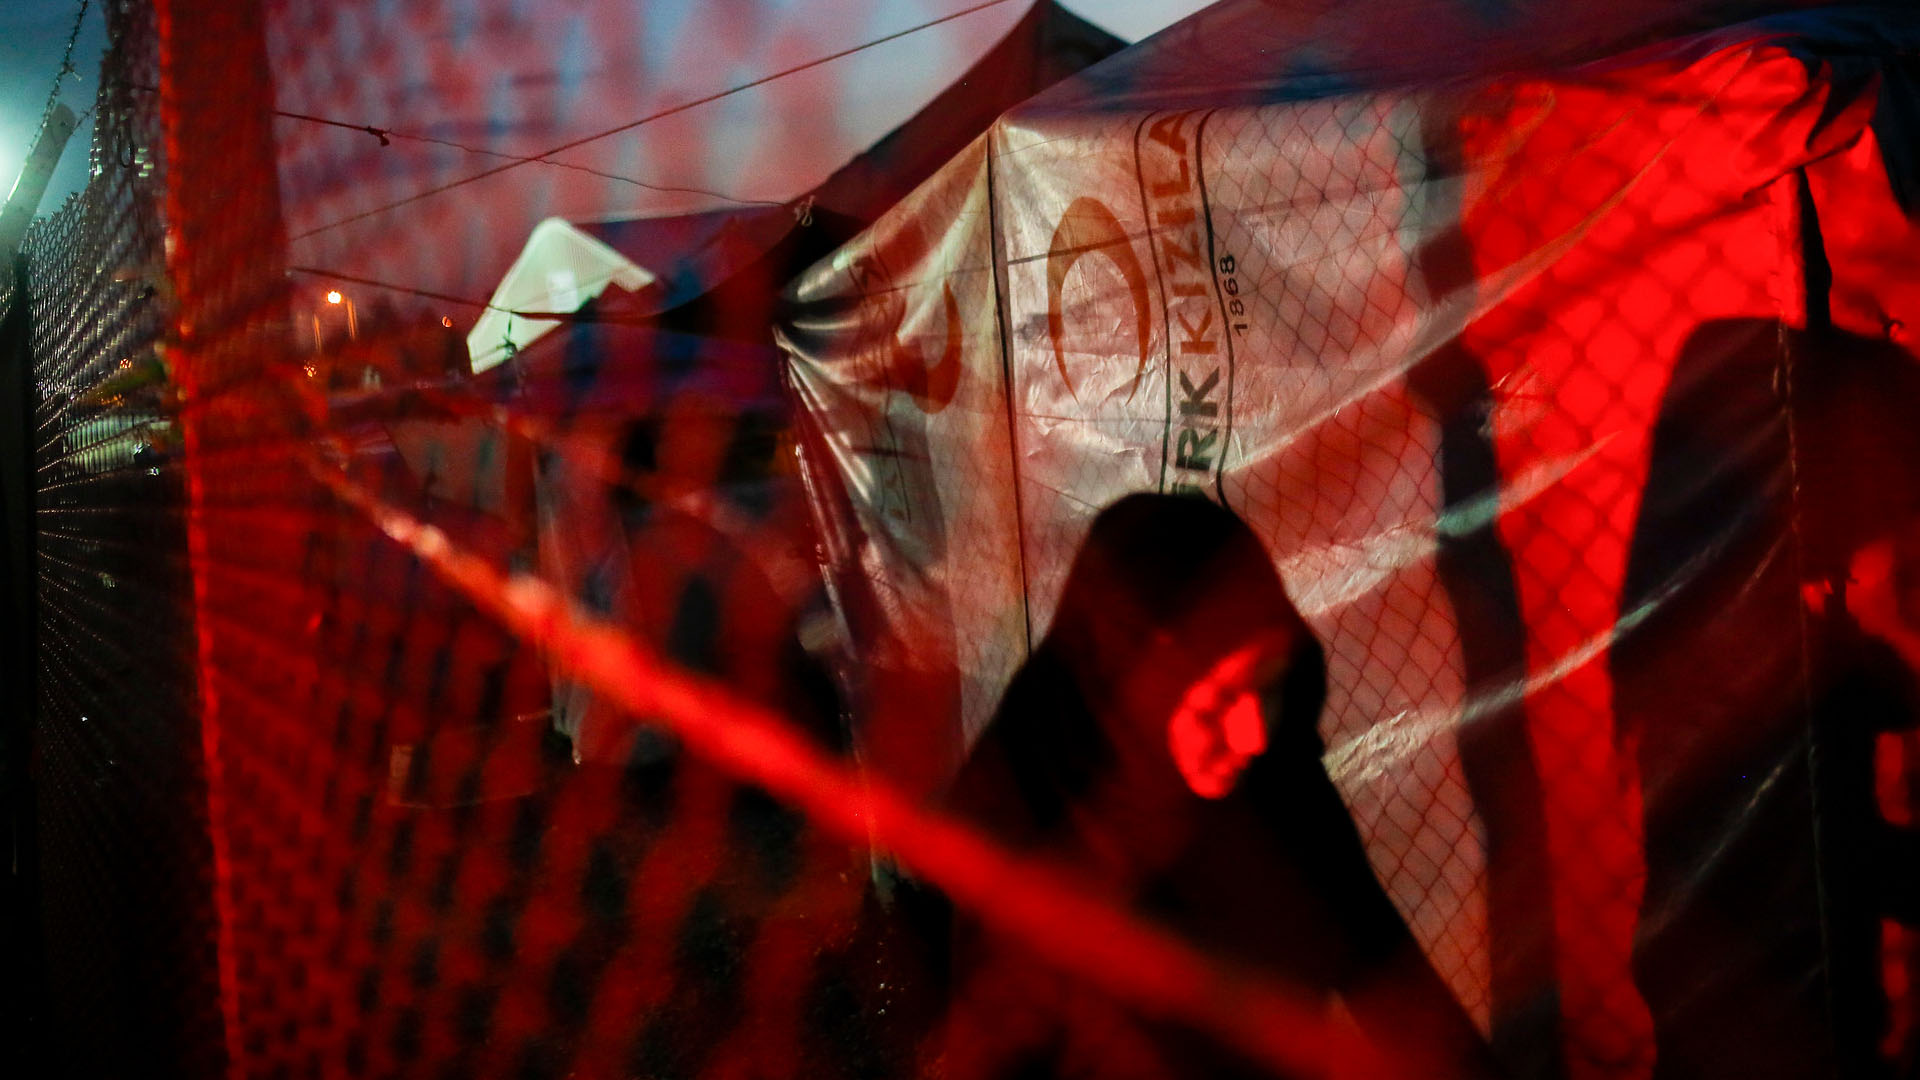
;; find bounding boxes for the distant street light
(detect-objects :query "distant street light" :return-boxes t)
[310,287,358,351]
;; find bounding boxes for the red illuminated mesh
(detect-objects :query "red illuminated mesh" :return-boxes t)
[12,2,1920,1080]
[1451,55,1834,1079]
[10,2,1346,1077]
[787,19,1920,1080]
[1157,48,1903,1080]
[1200,98,1491,1027]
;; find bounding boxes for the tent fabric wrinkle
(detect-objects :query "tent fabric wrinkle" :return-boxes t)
[780,4,1920,1079]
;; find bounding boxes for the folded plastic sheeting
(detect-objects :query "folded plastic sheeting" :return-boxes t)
[781,7,1920,1079]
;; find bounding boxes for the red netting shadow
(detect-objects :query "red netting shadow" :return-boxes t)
[11,3,1920,1080]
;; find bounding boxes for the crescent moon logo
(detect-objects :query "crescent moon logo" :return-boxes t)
[890,282,962,414]
[845,225,965,416]
[1047,197,1151,399]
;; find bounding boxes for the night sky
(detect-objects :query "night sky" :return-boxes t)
[0,0,105,218]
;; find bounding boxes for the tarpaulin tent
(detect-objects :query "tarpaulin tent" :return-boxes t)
[780,4,1920,1079]
[382,0,1123,755]
[203,15,1135,1076]
[404,0,1125,540]
[465,0,1124,375]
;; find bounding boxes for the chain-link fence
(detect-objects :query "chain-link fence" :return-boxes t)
[5,0,228,1074]
[8,3,1920,1080]
[784,11,1920,1080]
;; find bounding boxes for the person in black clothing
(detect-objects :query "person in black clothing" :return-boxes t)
[934,492,1498,1079]
[1617,318,1920,1080]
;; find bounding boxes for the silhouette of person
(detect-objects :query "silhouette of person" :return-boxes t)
[1796,326,1920,1080]
[1618,318,1920,1080]
[934,492,1498,1079]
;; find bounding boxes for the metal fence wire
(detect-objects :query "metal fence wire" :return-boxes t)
[7,0,227,1075]
[6,2,1920,1080]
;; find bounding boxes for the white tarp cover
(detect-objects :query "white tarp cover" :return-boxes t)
[467,217,657,373]
[781,5,1920,1079]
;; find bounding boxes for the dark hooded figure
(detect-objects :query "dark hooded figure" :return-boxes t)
[934,492,1498,1080]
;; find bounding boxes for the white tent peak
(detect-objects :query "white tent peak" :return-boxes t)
[466,216,657,374]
